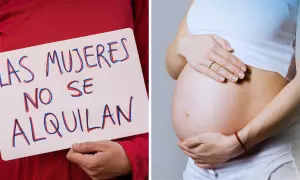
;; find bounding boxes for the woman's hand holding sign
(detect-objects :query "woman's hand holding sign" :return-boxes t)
[67,140,131,180]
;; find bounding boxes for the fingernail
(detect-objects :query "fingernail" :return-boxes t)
[242,66,247,72]
[183,141,188,146]
[231,76,238,82]
[238,72,245,79]
[219,77,225,82]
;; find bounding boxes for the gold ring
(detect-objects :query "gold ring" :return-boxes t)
[208,62,214,69]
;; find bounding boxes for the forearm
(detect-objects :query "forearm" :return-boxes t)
[165,1,193,80]
[239,1,300,149]
[166,41,186,79]
[116,134,149,180]
[238,76,300,149]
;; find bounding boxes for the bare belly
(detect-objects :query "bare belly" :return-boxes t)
[172,64,288,141]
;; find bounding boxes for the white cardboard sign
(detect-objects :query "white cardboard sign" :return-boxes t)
[0,28,148,160]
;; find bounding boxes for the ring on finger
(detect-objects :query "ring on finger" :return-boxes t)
[208,61,215,69]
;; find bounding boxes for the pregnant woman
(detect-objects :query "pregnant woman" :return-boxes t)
[166,1,300,179]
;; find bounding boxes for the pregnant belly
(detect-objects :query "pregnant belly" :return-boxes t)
[172,64,288,141]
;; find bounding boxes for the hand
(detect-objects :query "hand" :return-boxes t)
[178,132,243,169]
[178,34,247,83]
[66,140,131,180]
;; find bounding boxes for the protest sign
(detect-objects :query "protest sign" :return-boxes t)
[0,28,148,160]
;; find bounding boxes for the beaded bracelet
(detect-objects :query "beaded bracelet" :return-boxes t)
[234,132,247,152]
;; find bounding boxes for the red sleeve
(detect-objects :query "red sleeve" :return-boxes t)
[116,1,149,180]
[133,0,149,91]
[117,134,149,180]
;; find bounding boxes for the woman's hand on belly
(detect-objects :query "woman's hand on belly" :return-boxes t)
[178,132,243,168]
[178,34,247,82]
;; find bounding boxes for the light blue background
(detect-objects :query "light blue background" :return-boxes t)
[151,1,190,179]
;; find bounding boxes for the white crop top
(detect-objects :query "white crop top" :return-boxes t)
[187,0,298,80]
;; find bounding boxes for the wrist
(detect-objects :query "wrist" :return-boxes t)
[237,126,251,149]
[116,143,132,175]
[227,134,244,157]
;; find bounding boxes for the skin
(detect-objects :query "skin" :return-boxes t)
[168,1,300,169]
[66,141,131,180]
[166,0,246,82]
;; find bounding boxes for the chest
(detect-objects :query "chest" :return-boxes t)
[187,0,297,41]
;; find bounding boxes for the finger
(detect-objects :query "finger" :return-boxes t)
[178,142,204,158]
[188,145,206,157]
[210,62,239,83]
[72,141,109,153]
[72,142,99,153]
[195,162,215,169]
[178,141,189,151]
[66,149,96,168]
[209,53,244,81]
[183,136,203,148]
[178,142,196,154]
[212,35,233,51]
[179,147,205,162]
[193,158,207,164]
[197,65,225,83]
[213,46,247,73]
[181,149,199,159]
[229,54,247,72]
[192,158,206,164]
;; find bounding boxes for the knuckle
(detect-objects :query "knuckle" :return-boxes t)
[75,143,82,150]
[84,143,92,150]
[79,142,89,150]
[85,160,96,169]
[210,43,218,52]
[236,59,244,67]
[226,53,232,60]
[224,59,230,66]
[66,153,71,160]
[230,55,237,63]
[206,51,214,59]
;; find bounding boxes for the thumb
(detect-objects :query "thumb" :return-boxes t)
[72,142,102,153]
[212,35,233,51]
[183,135,203,148]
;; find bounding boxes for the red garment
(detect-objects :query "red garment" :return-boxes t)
[0,0,148,180]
